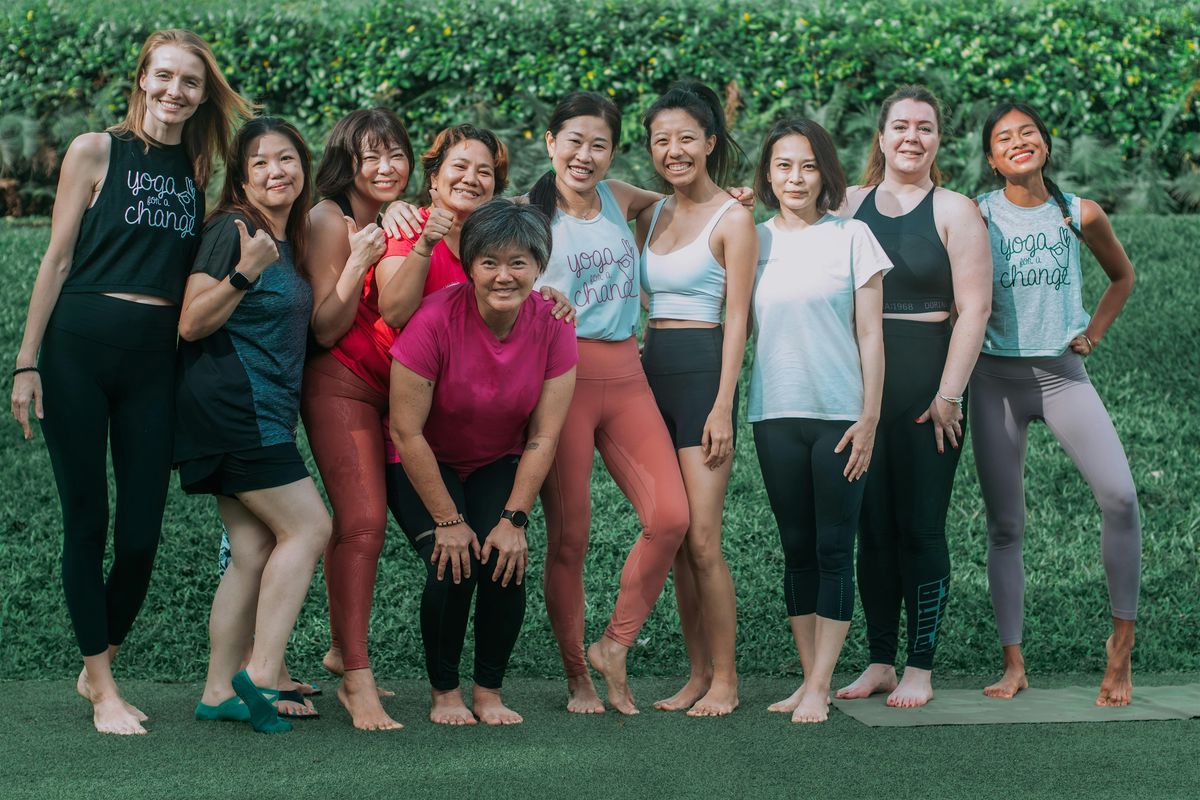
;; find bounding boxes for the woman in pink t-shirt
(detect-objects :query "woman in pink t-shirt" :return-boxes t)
[389,200,577,726]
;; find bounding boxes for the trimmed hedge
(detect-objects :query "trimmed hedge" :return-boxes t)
[2,0,1199,211]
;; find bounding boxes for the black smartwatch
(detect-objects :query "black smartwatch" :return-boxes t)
[501,509,529,528]
[229,270,255,290]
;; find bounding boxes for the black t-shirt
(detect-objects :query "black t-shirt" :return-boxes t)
[174,212,313,463]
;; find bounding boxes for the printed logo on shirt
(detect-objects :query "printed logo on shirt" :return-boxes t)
[997,226,1073,291]
[124,170,198,238]
[566,238,637,307]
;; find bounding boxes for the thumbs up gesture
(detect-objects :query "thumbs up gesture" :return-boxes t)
[345,216,387,273]
[234,218,279,279]
[415,207,455,257]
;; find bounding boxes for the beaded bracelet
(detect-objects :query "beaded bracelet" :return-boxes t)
[435,513,466,528]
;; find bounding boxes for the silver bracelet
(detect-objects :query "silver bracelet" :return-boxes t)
[937,392,964,407]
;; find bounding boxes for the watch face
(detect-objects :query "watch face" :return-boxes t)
[508,510,529,528]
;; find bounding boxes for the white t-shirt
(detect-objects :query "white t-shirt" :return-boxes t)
[748,214,892,422]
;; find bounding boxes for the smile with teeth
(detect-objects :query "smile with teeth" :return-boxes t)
[567,165,592,178]
[666,162,692,172]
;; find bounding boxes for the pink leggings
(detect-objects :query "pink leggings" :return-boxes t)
[300,351,390,673]
[541,338,690,676]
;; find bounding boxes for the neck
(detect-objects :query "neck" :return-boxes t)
[672,174,722,208]
[259,206,290,240]
[478,301,520,339]
[557,179,600,218]
[1001,172,1050,207]
[140,112,184,146]
[775,205,822,229]
[346,191,383,227]
[880,170,934,194]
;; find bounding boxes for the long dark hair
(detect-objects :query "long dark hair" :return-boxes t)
[643,80,744,186]
[861,84,944,187]
[754,118,847,215]
[529,92,623,219]
[215,117,313,273]
[981,101,1081,238]
[315,108,414,201]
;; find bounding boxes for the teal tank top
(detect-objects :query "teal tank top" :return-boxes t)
[535,181,639,340]
[976,189,1090,357]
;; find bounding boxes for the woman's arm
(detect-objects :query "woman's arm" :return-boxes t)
[378,207,453,328]
[389,361,481,583]
[836,273,885,480]
[480,367,576,587]
[307,202,386,348]
[1072,199,1134,355]
[177,220,279,341]
[704,205,758,469]
[917,191,992,453]
[608,180,754,223]
[11,133,109,439]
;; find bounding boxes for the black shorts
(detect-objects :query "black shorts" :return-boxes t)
[641,326,739,450]
[179,442,310,496]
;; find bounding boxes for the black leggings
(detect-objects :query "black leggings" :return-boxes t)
[857,319,961,671]
[386,456,524,691]
[754,418,864,622]
[39,293,178,657]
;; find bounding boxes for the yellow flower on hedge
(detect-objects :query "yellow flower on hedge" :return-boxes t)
[607,87,615,96]
[262,59,270,68]
[443,26,452,35]
[743,12,750,22]
[406,24,415,33]
[523,130,532,139]
[578,47,588,56]
[649,57,657,65]
[587,70,595,80]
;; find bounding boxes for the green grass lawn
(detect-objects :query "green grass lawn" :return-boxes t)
[7,674,1200,800]
[0,214,1197,686]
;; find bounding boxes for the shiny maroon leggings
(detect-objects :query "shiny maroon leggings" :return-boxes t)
[300,351,390,672]
[541,338,690,677]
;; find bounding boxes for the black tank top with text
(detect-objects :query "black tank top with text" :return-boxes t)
[62,131,203,305]
[853,186,953,314]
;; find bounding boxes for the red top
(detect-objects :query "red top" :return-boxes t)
[390,283,578,479]
[331,207,467,396]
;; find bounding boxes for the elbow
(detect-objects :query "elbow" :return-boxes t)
[313,326,342,350]
[177,316,207,342]
[381,302,416,330]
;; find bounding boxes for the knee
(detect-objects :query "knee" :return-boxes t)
[293,516,333,556]
[1098,483,1139,524]
[986,511,1026,550]
[333,512,387,560]
[113,535,159,571]
[546,526,589,569]
[647,501,690,545]
[684,536,727,575]
[815,534,853,572]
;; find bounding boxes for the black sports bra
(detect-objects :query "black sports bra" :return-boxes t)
[854,186,953,314]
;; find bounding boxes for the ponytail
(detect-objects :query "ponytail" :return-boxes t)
[529,169,560,219]
[1045,177,1082,239]
[643,80,745,186]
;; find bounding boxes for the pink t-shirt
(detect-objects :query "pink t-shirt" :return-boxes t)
[389,282,578,479]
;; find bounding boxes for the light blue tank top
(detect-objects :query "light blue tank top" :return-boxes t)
[976,189,1090,357]
[640,197,737,323]
[535,181,639,341]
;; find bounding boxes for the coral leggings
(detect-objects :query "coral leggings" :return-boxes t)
[541,337,690,676]
[300,351,390,672]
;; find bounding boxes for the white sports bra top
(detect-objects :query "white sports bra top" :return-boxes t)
[639,197,737,323]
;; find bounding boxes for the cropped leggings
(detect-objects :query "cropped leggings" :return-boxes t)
[541,338,690,676]
[387,456,524,691]
[754,418,865,622]
[970,352,1140,646]
[39,293,177,657]
[858,319,960,671]
[300,351,390,673]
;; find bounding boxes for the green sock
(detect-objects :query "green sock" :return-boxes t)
[232,670,292,733]
[195,696,250,722]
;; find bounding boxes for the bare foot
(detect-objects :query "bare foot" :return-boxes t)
[790,688,831,724]
[768,683,834,712]
[835,664,897,700]
[587,638,638,715]
[687,677,739,717]
[472,687,523,726]
[653,673,711,712]
[275,695,318,718]
[321,650,394,697]
[338,670,403,731]
[566,673,605,714]
[77,667,148,722]
[1097,634,1134,707]
[92,694,147,735]
[887,667,934,708]
[983,666,1028,699]
[429,687,477,726]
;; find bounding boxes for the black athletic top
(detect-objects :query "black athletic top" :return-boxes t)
[63,131,203,305]
[854,186,953,314]
[174,212,313,463]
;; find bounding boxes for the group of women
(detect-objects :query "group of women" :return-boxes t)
[10,29,1142,735]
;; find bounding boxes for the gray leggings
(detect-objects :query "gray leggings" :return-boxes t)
[969,352,1140,646]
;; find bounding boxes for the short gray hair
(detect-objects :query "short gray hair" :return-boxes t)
[459,199,552,278]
